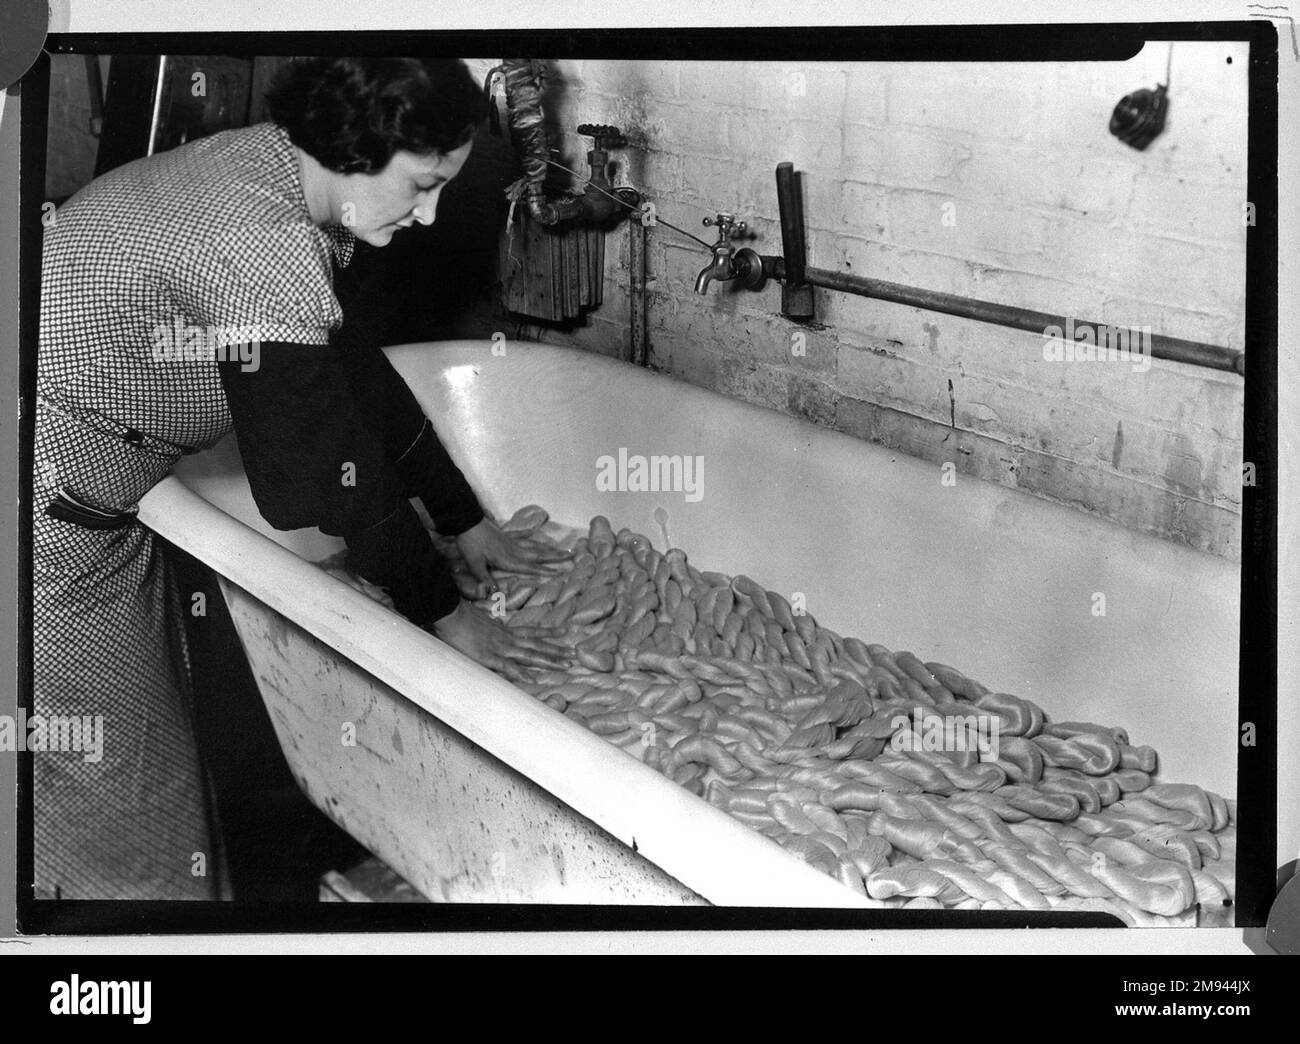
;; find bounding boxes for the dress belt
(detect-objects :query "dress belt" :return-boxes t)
[45,487,138,530]
[36,395,206,530]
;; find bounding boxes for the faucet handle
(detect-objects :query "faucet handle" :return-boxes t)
[576,123,627,149]
[704,213,746,241]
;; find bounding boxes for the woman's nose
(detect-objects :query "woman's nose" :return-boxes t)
[412,189,441,226]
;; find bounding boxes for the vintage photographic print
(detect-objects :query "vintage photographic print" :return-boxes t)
[4,8,1289,960]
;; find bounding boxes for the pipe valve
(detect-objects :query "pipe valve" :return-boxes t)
[703,213,746,243]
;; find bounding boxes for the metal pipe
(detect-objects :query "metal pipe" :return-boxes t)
[145,55,167,157]
[802,266,1244,374]
[501,58,561,226]
[775,162,814,319]
[629,218,648,367]
[775,161,1242,375]
[775,163,804,283]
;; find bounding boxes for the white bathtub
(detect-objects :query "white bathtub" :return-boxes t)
[141,340,1270,921]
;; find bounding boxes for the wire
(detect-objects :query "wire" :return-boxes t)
[543,158,715,250]
[1164,41,1173,89]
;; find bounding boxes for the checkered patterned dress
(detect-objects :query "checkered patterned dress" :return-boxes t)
[35,123,354,899]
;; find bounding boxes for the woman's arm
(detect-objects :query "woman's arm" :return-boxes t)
[327,302,573,587]
[217,343,571,672]
[329,247,484,535]
[217,341,464,625]
[333,334,485,537]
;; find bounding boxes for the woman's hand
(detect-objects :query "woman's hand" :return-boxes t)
[454,517,572,599]
[432,600,572,682]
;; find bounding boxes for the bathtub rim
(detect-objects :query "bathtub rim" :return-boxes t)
[138,474,877,909]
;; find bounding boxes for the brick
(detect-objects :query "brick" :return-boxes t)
[835,325,1243,506]
[717,355,791,414]
[956,144,1140,220]
[678,61,724,105]
[740,61,847,118]
[1007,440,1241,558]
[647,285,723,342]
[585,59,679,100]
[723,318,839,376]
[835,340,953,422]
[626,149,681,196]
[607,93,689,155]
[573,317,630,361]
[834,395,1240,558]
[1037,217,1243,315]
[842,123,888,181]
[1156,109,1249,179]
[1126,171,1247,246]
[838,180,888,237]
[730,212,782,258]
[787,373,839,426]
[703,167,783,229]
[820,236,984,300]
[775,170,838,233]
[881,187,1049,265]
[886,69,1034,141]
[691,302,832,375]
[661,102,736,160]
[843,65,888,125]
[796,327,839,375]
[1091,295,1243,353]
[880,126,976,188]
[956,201,1065,270]
[835,394,963,463]
[680,153,747,209]
[1021,98,1120,158]
[730,111,843,176]
[660,238,720,297]
[680,300,755,354]
[958,373,1239,502]
[735,149,834,223]
[654,342,722,389]
[963,265,1113,321]
[735,168,782,223]
[844,123,979,189]
[820,298,1243,447]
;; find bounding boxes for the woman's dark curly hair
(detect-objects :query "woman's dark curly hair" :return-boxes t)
[265,57,486,174]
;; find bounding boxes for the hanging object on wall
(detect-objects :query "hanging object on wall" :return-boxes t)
[1109,42,1172,151]
[488,56,641,323]
[500,206,604,322]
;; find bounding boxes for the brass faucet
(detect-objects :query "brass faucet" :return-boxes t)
[694,213,775,294]
[694,214,746,294]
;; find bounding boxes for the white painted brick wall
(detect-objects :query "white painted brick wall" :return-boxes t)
[470,46,1248,558]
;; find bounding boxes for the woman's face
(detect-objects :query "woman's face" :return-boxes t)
[334,141,473,247]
